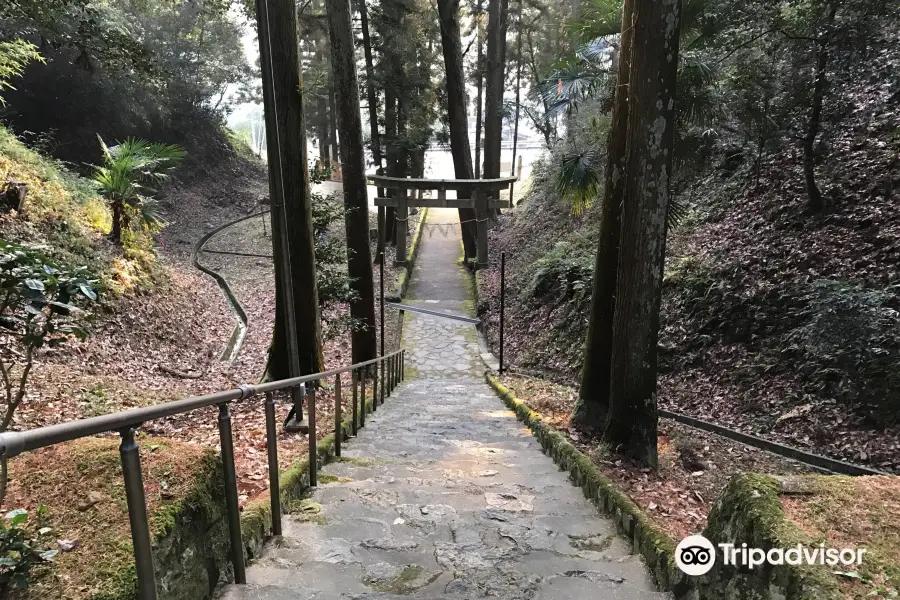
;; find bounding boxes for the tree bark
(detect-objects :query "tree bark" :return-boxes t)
[256,0,303,388]
[315,41,332,168]
[384,86,398,244]
[325,0,378,364]
[571,0,634,432]
[328,81,340,172]
[437,0,478,260]
[509,0,523,203]
[803,6,835,213]
[356,0,385,259]
[474,0,485,178]
[358,0,381,171]
[482,0,509,182]
[270,0,325,376]
[111,199,124,244]
[397,87,409,176]
[604,0,682,468]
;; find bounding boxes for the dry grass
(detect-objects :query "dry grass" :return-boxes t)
[782,476,900,599]
[3,436,210,599]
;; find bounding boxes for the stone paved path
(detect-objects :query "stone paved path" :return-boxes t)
[217,209,666,600]
[402,209,482,378]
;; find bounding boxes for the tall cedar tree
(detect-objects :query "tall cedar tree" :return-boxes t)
[437,0,479,259]
[571,0,634,431]
[256,0,303,391]
[605,0,683,467]
[325,0,378,363]
[474,0,485,178]
[355,0,386,258]
[267,0,325,378]
[802,4,836,212]
[482,0,509,183]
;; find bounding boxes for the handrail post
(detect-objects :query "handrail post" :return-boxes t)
[334,373,342,457]
[401,350,405,380]
[218,403,246,584]
[500,251,506,374]
[360,372,366,427]
[391,354,396,390]
[119,427,158,600]
[306,383,317,487]
[372,362,378,412]
[379,252,385,360]
[351,369,358,435]
[264,393,282,536]
[382,358,388,401]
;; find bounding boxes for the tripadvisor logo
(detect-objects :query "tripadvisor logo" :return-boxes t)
[675,535,867,577]
[676,535,716,576]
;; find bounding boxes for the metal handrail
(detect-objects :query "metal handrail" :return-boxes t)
[0,349,403,459]
[0,347,407,600]
[386,302,481,325]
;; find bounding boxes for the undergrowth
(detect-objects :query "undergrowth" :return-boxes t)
[0,125,161,294]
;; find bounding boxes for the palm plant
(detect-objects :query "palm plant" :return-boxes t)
[543,0,726,220]
[92,136,185,244]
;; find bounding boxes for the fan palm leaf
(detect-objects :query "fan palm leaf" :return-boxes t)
[555,150,603,215]
[93,136,184,242]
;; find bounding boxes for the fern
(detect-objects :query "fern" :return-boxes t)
[0,40,43,106]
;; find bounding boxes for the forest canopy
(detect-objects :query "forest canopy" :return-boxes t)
[0,0,254,169]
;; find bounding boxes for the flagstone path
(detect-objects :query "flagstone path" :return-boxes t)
[217,209,667,599]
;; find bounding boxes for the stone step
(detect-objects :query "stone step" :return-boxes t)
[217,377,671,600]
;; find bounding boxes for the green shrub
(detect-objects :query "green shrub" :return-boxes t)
[309,169,360,340]
[0,40,42,106]
[524,237,595,302]
[0,507,57,592]
[784,280,900,421]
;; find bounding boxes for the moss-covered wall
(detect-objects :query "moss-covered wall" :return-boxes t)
[95,394,378,600]
[485,375,890,600]
[151,453,232,600]
[389,207,428,301]
[700,474,843,600]
[240,394,377,558]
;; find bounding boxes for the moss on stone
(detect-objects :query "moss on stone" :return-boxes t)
[371,565,439,594]
[284,499,328,525]
[316,473,353,484]
[569,533,615,552]
[9,437,228,600]
[700,473,843,600]
[334,456,379,467]
[240,406,367,556]
[460,265,479,318]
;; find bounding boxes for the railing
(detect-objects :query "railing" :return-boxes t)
[386,302,481,325]
[0,349,407,600]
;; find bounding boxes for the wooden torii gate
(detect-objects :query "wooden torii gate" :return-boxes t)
[368,174,517,269]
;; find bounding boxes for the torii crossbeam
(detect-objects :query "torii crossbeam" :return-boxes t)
[367,174,517,269]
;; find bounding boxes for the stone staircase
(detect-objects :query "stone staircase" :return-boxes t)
[216,378,669,600]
